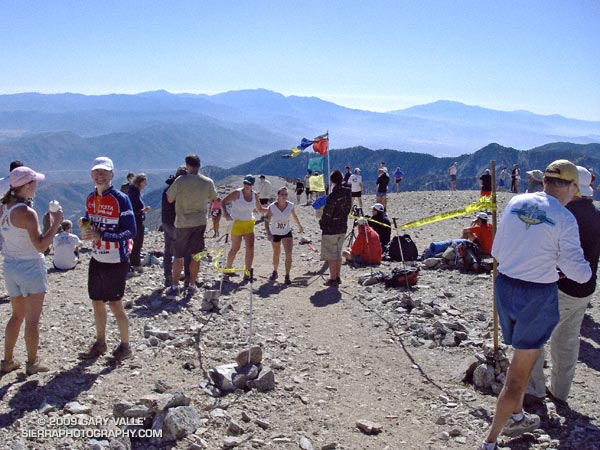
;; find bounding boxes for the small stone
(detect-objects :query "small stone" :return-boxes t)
[298,436,314,450]
[64,401,91,415]
[247,367,275,392]
[227,420,245,436]
[235,346,262,367]
[355,419,383,434]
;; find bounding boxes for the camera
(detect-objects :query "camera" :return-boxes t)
[351,205,364,218]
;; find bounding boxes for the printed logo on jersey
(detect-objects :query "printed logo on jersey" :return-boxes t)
[510,203,555,229]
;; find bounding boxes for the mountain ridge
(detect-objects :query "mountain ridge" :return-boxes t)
[1,89,598,159]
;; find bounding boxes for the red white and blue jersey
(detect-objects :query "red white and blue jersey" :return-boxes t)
[85,185,136,264]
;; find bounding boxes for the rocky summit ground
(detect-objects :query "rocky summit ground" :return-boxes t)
[0,185,599,450]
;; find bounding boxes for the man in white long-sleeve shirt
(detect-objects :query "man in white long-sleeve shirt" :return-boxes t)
[479,159,592,450]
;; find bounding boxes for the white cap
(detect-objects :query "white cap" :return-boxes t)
[576,166,593,197]
[91,156,114,171]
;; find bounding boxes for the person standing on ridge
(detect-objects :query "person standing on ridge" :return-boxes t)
[528,166,600,405]
[448,162,458,190]
[479,159,591,450]
[375,166,390,211]
[349,168,363,210]
[319,170,352,286]
[78,157,136,362]
[223,175,268,282]
[265,186,304,285]
[166,154,217,297]
[0,166,62,375]
[480,169,492,197]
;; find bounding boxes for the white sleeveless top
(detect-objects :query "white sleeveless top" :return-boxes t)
[268,201,294,235]
[230,188,255,221]
[0,203,43,260]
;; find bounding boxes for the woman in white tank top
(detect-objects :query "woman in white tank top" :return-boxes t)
[0,167,62,375]
[264,187,304,285]
[222,175,268,281]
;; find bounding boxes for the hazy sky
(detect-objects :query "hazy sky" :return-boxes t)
[2,0,599,120]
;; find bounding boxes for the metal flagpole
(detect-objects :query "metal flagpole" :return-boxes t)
[326,131,331,193]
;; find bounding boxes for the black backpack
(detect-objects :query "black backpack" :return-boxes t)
[388,234,418,262]
[457,241,482,273]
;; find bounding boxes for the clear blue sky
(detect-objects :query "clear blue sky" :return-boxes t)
[2,0,599,120]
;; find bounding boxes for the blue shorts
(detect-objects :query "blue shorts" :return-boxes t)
[4,256,48,297]
[495,272,558,349]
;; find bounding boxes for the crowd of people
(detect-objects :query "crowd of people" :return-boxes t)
[0,154,598,450]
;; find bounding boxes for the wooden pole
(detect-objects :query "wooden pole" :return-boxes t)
[490,160,499,351]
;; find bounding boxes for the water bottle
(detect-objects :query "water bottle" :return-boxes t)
[49,200,61,212]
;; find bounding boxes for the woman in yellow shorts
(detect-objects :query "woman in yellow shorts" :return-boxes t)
[222,175,268,281]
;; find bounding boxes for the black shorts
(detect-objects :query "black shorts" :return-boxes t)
[259,198,269,205]
[295,189,304,195]
[174,225,206,258]
[211,209,222,217]
[352,191,362,198]
[88,258,130,302]
[272,231,293,243]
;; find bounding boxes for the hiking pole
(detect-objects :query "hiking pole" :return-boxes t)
[490,160,499,352]
[392,218,411,290]
[392,218,406,269]
[247,267,254,364]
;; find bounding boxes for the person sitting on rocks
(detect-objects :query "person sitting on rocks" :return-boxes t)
[368,203,391,252]
[52,220,82,270]
[342,221,382,265]
[462,212,493,255]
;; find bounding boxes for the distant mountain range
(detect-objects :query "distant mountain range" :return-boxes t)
[1,90,599,172]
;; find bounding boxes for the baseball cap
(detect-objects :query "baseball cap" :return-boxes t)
[372,203,384,212]
[526,169,544,182]
[354,167,361,173]
[544,159,578,183]
[576,166,593,197]
[544,159,579,195]
[9,166,45,188]
[243,174,255,185]
[476,212,488,221]
[91,156,114,171]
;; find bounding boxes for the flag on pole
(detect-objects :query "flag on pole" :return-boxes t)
[297,138,314,151]
[312,133,328,155]
[289,147,303,158]
[307,156,324,173]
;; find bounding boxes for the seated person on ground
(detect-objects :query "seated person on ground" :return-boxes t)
[368,203,391,252]
[342,221,382,264]
[461,212,493,255]
[52,220,82,270]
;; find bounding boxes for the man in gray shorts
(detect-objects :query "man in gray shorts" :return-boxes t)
[166,154,217,297]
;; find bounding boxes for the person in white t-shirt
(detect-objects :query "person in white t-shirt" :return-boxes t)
[264,187,304,285]
[52,220,82,270]
[349,168,363,209]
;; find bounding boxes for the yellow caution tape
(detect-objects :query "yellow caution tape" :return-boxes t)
[192,248,247,275]
[348,196,496,231]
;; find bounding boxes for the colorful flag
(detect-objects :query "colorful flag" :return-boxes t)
[297,138,314,151]
[289,147,303,158]
[309,174,326,193]
[312,133,328,155]
[307,156,324,173]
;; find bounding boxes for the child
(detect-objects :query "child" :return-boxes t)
[210,197,222,237]
[53,220,82,270]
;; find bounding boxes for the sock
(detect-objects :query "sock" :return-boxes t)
[511,411,524,422]
[482,443,497,450]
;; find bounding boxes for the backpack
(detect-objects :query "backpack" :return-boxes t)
[384,266,419,288]
[457,241,482,273]
[388,234,419,262]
